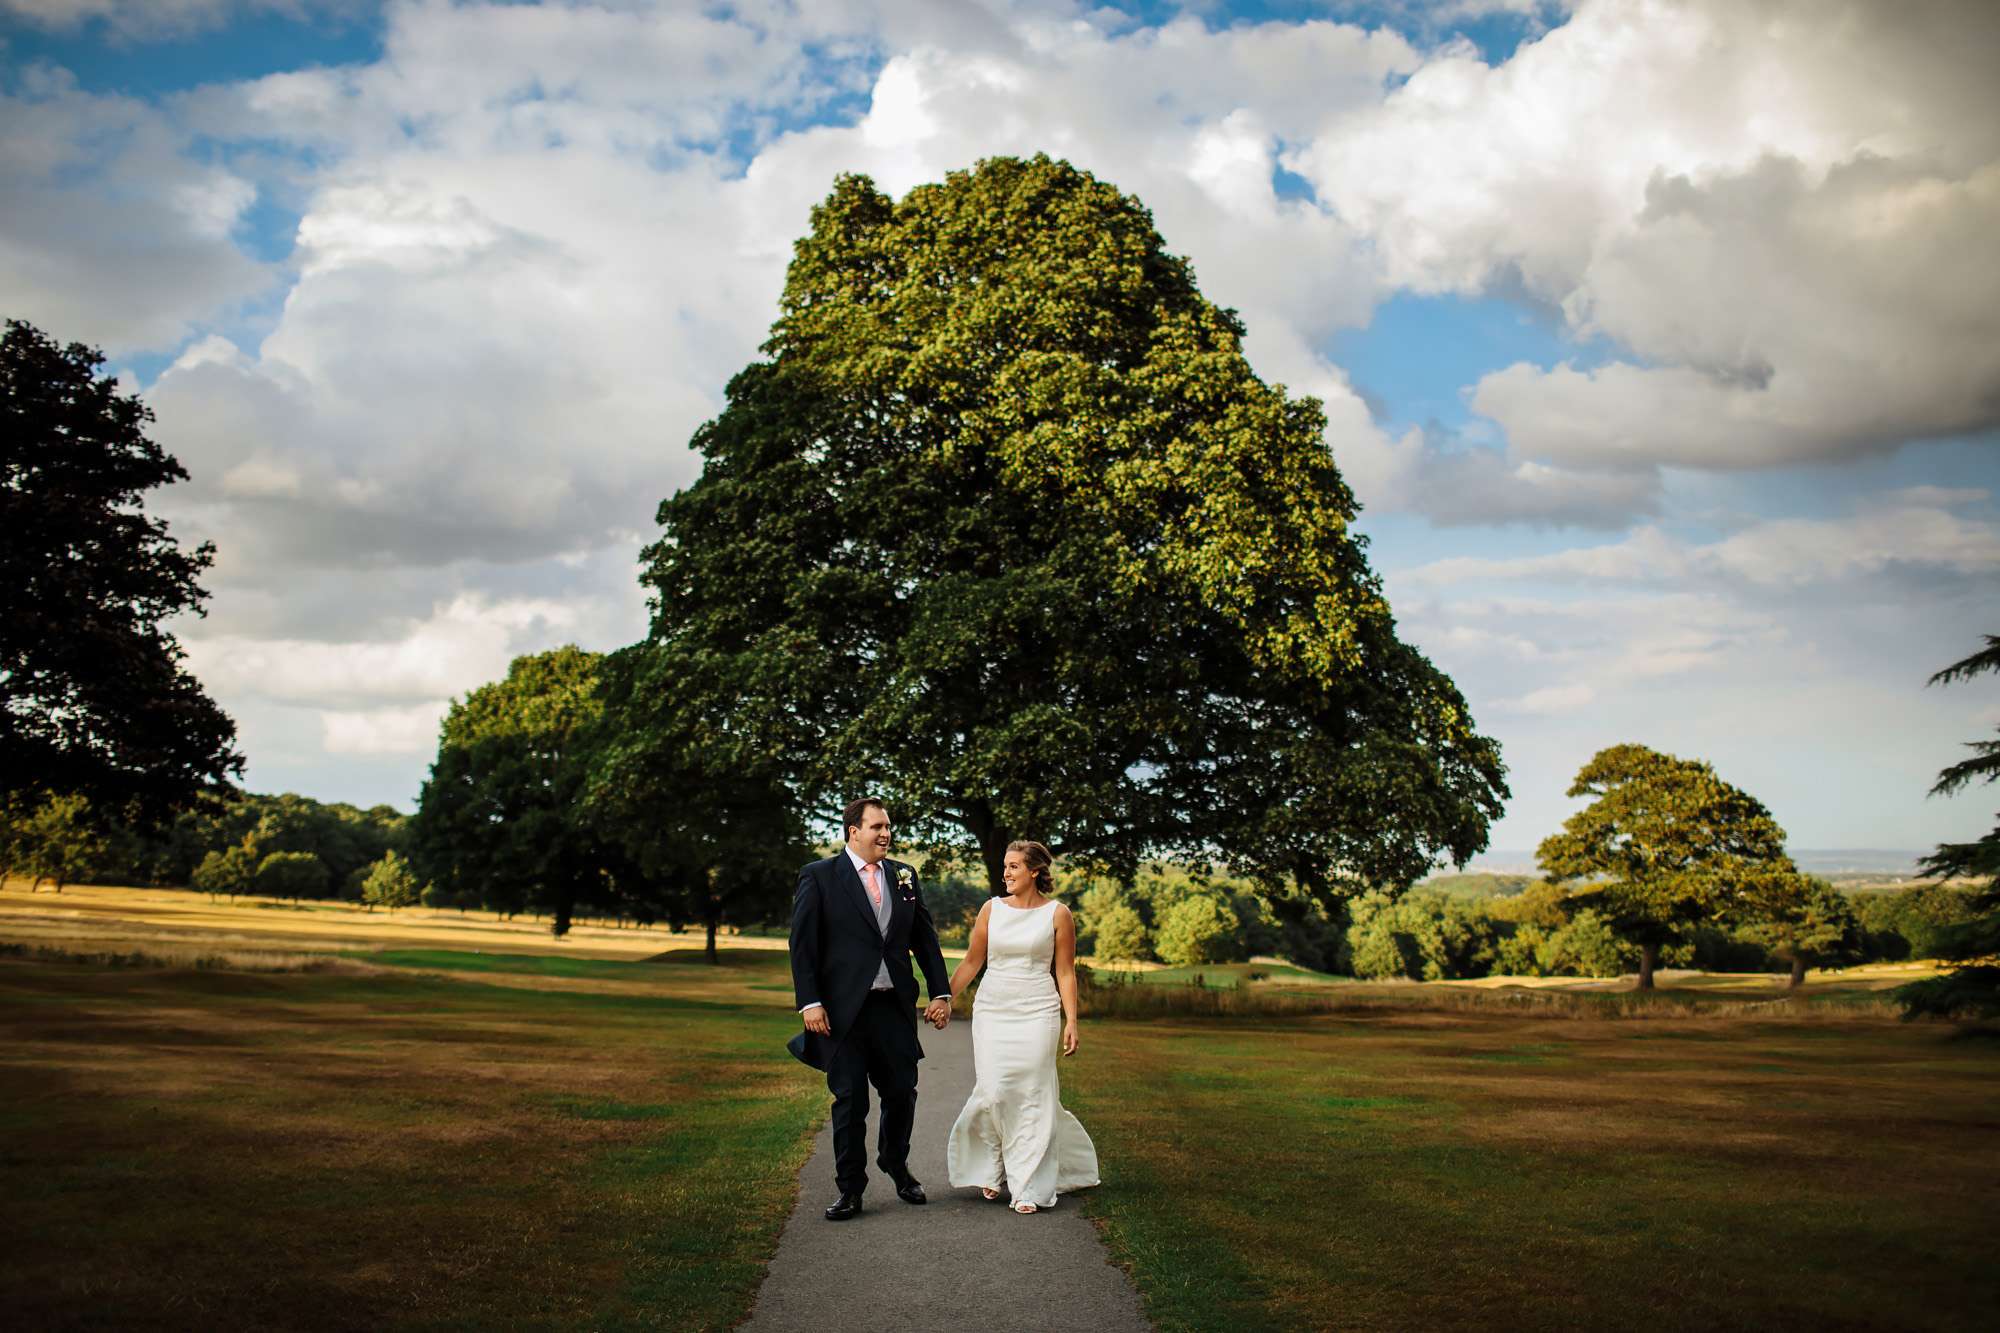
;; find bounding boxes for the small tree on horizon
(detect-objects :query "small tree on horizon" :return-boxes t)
[360,850,422,912]
[1079,883,1152,963]
[192,839,259,900]
[254,850,330,901]
[10,792,108,892]
[1154,894,1235,968]
[1744,876,1863,988]
[1538,743,1795,989]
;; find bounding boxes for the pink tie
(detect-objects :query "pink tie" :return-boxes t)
[863,862,881,908]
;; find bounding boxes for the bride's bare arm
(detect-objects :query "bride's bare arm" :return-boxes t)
[947,900,992,999]
[1053,903,1080,1055]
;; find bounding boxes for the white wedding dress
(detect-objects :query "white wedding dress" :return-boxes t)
[946,898,1100,1209]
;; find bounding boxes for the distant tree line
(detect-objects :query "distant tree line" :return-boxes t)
[0,789,408,902]
[1043,859,1985,986]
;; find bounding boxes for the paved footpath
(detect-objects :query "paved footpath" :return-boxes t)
[743,1020,1152,1332]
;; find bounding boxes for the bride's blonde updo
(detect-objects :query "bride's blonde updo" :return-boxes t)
[1005,839,1056,897]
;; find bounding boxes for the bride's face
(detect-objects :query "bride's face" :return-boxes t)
[1001,851,1032,896]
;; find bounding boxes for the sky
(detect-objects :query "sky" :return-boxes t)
[3,0,1997,859]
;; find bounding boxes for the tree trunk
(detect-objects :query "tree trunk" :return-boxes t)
[963,801,1013,895]
[703,868,722,963]
[1637,940,1659,990]
[1788,953,1807,989]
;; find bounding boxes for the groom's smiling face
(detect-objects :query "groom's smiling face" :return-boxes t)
[848,804,893,863]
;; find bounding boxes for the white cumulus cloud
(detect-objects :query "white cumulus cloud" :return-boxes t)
[1297,0,2000,502]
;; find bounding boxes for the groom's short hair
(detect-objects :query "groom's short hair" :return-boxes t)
[842,796,888,840]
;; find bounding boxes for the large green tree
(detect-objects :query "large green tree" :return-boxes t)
[583,645,808,961]
[1538,743,1795,989]
[410,646,623,936]
[638,155,1505,897]
[1,319,242,819]
[1897,634,2000,1019]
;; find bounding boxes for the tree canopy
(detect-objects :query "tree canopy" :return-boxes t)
[1897,634,2000,1019]
[583,644,808,959]
[1744,876,1862,989]
[638,155,1505,896]
[1537,743,1795,988]
[410,646,619,936]
[1,318,242,820]
[2,791,108,892]
[360,850,422,912]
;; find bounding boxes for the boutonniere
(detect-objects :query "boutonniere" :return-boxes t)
[896,867,915,899]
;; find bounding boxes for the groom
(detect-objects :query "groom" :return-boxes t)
[789,797,953,1221]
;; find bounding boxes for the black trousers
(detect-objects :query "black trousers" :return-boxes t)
[827,989,919,1195]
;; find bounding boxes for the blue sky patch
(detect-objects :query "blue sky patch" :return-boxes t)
[2,7,383,100]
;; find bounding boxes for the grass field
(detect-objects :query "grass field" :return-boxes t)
[1063,1011,2000,1330]
[4,882,1993,1331]
[0,939,824,1330]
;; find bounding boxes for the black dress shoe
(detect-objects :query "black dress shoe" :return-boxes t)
[824,1192,863,1221]
[892,1175,926,1205]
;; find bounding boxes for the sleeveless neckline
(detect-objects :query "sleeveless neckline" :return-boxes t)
[993,897,1058,913]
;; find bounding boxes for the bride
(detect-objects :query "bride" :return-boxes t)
[944,839,1100,1214]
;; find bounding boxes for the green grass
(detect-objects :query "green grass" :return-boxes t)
[364,945,642,978]
[0,950,824,1330]
[1064,1010,2000,1330]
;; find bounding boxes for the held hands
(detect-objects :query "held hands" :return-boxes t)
[1062,1020,1079,1057]
[924,997,952,1030]
[801,1004,831,1037]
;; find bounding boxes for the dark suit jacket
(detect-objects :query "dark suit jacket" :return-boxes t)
[787,852,950,1070]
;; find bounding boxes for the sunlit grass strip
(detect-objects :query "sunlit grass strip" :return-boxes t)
[1075,968,1904,1021]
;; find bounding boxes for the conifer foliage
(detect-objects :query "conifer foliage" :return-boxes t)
[1897,634,2000,1019]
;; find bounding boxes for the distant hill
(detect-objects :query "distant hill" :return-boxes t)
[1464,849,1927,877]
[1419,871,1535,898]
